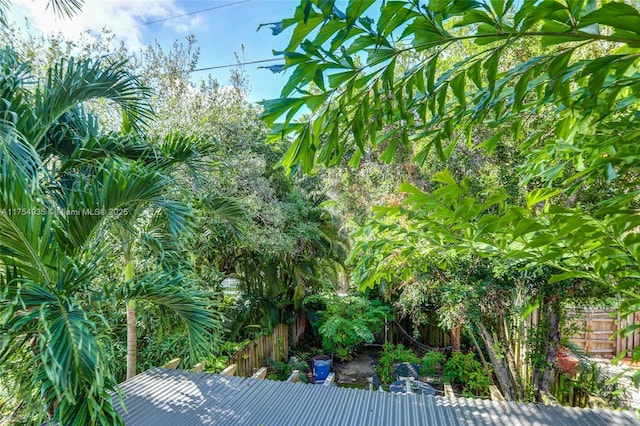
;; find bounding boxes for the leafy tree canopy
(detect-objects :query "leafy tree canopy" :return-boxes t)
[263,0,640,365]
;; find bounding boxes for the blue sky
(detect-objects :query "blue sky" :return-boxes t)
[10,0,311,102]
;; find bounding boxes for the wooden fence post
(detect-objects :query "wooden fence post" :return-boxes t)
[221,364,237,376]
[252,367,268,379]
[162,358,180,369]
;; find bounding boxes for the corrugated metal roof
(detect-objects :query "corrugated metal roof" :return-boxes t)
[113,368,639,426]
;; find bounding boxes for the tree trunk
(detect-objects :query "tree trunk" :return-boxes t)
[126,300,137,380]
[468,328,493,384]
[124,251,136,380]
[451,324,461,351]
[540,296,561,392]
[499,314,524,400]
[476,321,517,401]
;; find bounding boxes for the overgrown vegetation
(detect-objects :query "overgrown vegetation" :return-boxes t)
[376,343,421,384]
[421,351,446,378]
[263,0,640,403]
[267,357,310,382]
[443,352,491,397]
[307,294,392,361]
[3,0,640,422]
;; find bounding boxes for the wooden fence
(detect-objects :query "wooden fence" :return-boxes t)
[227,306,639,378]
[228,314,309,377]
[290,311,307,348]
[567,307,640,359]
[229,323,288,377]
[383,317,451,348]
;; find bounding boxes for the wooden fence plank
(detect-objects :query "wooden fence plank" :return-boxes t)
[444,383,455,398]
[252,367,268,379]
[191,361,205,373]
[323,373,336,387]
[287,370,300,383]
[229,321,299,377]
[490,385,505,402]
[162,358,180,369]
[561,307,640,359]
[221,364,237,376]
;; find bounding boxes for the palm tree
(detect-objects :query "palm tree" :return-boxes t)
[0,46,220,423]
[113,132,217,380]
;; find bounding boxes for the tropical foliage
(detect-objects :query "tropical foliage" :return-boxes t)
[263,0,640,397]
[0,41,221,425]
[307,293,392,360]
[443,351,491,397]
[1,4,350,422]
[5,0,640,421]
[376,342,420,383]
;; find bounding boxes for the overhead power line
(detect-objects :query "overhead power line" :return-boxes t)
[134,0,282,74]
[140,0,250,26]
[191,58,282,72]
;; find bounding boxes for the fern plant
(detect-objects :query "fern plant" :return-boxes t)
[314,294,392,361]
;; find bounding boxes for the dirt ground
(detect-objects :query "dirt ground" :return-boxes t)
[333,346,382,386]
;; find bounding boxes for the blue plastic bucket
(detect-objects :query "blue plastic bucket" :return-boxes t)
[314,359,331,381]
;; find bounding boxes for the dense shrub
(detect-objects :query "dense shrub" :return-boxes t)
[376,343,420,384]
[421,351,446,377]
[311,295,392,361]
[443,352,491,397]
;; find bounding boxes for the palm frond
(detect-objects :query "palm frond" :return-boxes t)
[56,161,193,255]
[124,273,223,360]
[199,195,249,237]
[30,56,153,149]
[43,106,158,174]
[1,273,121,425]
[46,0,84,18]
[157,132,215,168]
[153,132,219,191]
[0,0,9,26]
[0,202,56,284]
[0,120,41,183]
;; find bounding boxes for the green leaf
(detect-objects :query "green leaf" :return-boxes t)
[366,46,396,66]
[526,188,563,208]
[611,351,627,366]
[280,126,306,168]
[483,49,500,90]
[313,67,326,91]
[455,9,497,27]
[260,97,306,125]
[540,20,582,46]
[432,169,459,187]
[513,69,532,111]
[403,16,446,49]
[380,139,398,163]
[450,72,466,109]
[398,182,423,194]
[348,148,362,168]
[548,271,593,284]
[477,130,503,154]
[512,218,546,239]
[378,1,418,37]
[521,300,539,320]
[328,70,358,88]
[467,60,483,90]
[547,49,574,78]
[286,12,324,52]
[579,3,640,36]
